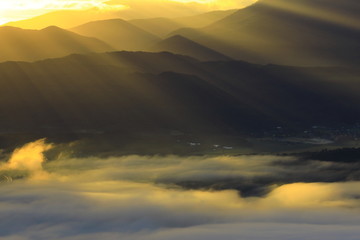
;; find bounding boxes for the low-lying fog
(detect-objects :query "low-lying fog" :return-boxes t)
[1,139,360,240]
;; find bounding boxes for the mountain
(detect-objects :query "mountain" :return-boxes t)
[150,35,232,61]
[130,9,238,37]
[129,18,183,37]
[0,55,240,136]
[171,0,360,66]
[0,51,358,138]
[174,9,238,28]
[0,26,113,62]
[71,19,160,51]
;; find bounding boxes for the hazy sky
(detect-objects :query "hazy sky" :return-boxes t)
[0,0,255,24]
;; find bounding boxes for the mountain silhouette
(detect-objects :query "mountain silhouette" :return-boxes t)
[71,19,160,50]
[0,26,113,62]
[150,35,232,61]
[0,51,358,137]
[171,0,360,66]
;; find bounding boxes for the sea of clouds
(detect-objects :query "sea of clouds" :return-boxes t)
[0,139,360,240]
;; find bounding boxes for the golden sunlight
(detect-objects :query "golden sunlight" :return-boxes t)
[0,0,126,24]
[0,0,255,25]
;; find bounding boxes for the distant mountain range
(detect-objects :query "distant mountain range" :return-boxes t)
[129,9,238,37]
[171,0,360,66]
[0,51,358,137]
[150,35,232,61]
[2,8,238,30]
[0,0,358,144]
[2,0,358,66]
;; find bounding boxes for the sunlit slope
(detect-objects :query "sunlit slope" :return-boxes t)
[0,51,358,136]
[0,26,113,62]
[130,9,238,37]
[71,19,160,50]
[150,35,232,61]
[172,0,360,66]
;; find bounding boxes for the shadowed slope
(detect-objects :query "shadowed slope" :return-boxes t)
[0,26,113,62]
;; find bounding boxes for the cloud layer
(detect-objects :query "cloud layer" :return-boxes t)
[0,140,360,239]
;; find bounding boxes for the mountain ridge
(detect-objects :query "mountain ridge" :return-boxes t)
[170,0,360,66]
[71,19,160,51]
[0,51,358,137]
[0,25,113,62]
[150,35,232,61]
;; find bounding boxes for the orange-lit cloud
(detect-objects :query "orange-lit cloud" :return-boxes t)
[2,139,52,171]
[0,139,52,179]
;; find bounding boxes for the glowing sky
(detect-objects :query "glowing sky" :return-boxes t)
[0,0,253,24]
[0,0,125,24]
